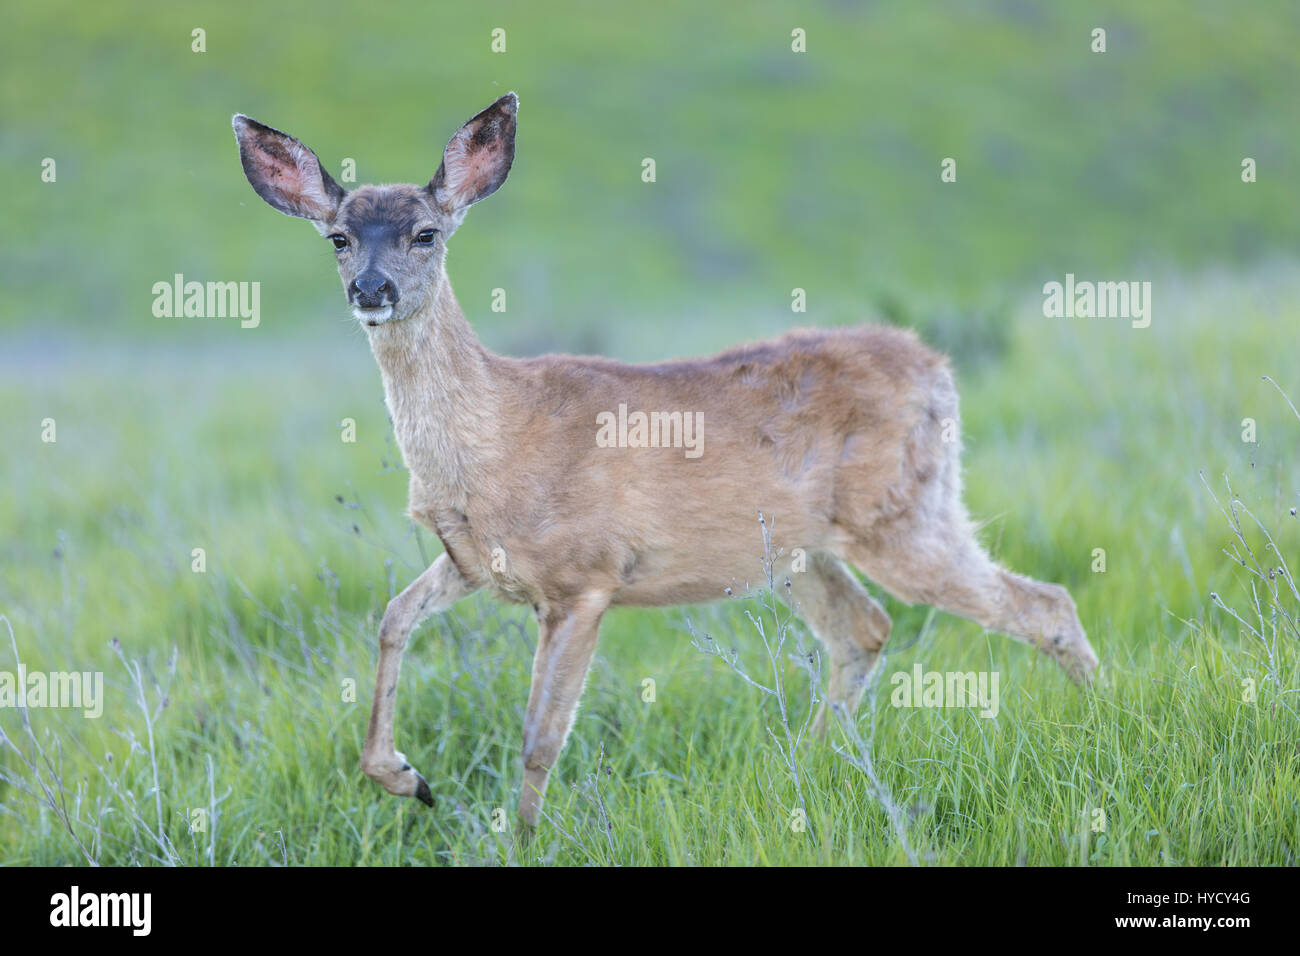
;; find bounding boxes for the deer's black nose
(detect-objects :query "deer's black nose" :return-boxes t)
[351,272,396,308]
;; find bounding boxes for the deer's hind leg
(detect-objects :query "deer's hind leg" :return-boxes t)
[790,552,892,733]
[836,360,1098,684]
[843,462,1099,684]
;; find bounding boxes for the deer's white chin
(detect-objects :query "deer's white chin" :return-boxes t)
[355,305,395,326]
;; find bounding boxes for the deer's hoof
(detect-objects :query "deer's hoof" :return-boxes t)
[362,751,433,805]
[414,772,433,807]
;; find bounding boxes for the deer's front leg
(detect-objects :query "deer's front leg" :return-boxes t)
[361,553,477,806]
[518,591,611,826]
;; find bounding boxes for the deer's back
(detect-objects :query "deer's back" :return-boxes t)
[433,324,956,606]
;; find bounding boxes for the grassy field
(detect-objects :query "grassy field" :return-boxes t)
[1,0,1298,865]
[1,265,1296,865]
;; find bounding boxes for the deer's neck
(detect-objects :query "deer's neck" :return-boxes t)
[366,276,501,508]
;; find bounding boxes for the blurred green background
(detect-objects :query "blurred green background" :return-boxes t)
[1,1,1297,865]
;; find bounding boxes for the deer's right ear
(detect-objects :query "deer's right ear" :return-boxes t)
[232,115,345,225]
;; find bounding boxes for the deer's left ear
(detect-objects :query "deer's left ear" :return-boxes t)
[429,92,517,215]
[232,114,345,224]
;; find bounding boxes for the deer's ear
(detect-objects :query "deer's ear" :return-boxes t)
[232,115,345,223]
[429,93,517,214]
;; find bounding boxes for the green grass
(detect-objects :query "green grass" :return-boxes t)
[1,265,1296,865]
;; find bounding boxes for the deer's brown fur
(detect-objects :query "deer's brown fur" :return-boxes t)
[233,93,1099,826]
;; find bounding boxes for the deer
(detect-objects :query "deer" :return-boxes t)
[232,92,1099,827]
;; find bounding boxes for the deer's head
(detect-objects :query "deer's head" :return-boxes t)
[232,93,516,328]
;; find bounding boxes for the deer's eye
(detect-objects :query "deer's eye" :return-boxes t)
[415,229,437,245]
[329,234,349,251]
